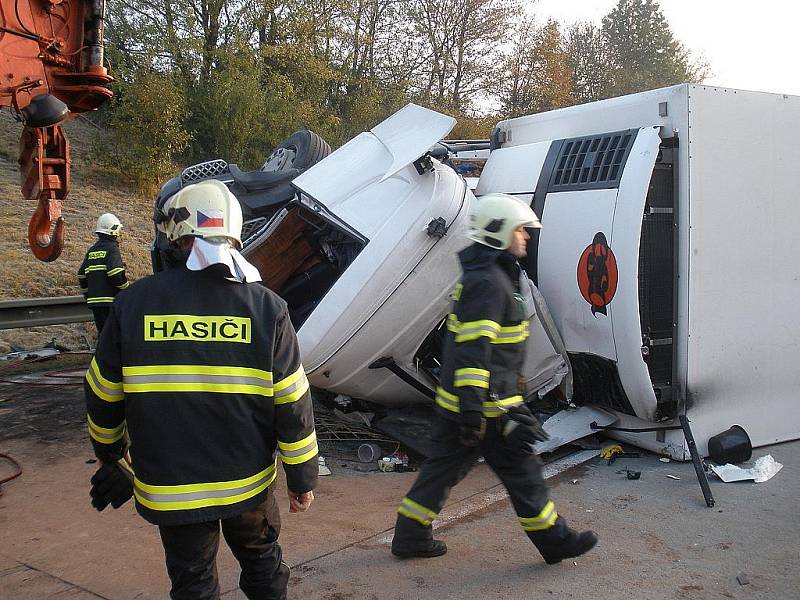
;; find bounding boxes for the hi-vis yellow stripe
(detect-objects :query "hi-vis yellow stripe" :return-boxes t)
[447,314,529,344]
[274,365,309,404]
[397,497,439,526]
[278,430,318,465]
[87,414,126,444]
[454,367,490,389]
[144,315,252,343]
[134,462,277,511]
[85,357,124,402]
[122,365,273,396]
[518,500,558,531]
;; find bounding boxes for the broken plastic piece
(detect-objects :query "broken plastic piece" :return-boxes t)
[710,455,783,483]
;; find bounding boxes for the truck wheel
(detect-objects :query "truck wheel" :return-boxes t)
[262,130,331,172]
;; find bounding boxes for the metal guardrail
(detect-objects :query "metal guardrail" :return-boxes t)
[0,296,92,330]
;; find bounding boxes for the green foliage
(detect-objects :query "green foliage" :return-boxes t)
[565,21,614,104]
[93,72,190,193]
[501,19,574,117]
[602,0,708,96]
[93,0,709,185]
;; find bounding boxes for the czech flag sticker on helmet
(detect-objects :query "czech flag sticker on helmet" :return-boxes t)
[197,209,225,228]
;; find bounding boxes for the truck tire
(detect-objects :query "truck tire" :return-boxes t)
[262,130,331,173]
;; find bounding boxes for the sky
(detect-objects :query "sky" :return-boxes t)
[530,0,800,97]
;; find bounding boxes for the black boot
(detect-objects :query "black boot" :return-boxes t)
[528,516,598,565]
[391,514,448,559]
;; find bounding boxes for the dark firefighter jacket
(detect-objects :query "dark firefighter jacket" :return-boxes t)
[84,265,318,526]
[77,235,129,306]
[435,244,530,421]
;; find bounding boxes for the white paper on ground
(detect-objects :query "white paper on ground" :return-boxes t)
[710,454,783,483]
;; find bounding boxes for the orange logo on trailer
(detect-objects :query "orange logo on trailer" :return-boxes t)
[577,232,618,316]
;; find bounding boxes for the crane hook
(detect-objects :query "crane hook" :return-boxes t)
[28,192,65,262]
[19,124,70,262]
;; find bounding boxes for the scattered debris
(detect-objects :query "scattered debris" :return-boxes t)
[708,425,752,464]
[571,479,580,485]
[710,454,783,483]
[333,408,374,428]
[616,469,641,480]
[736,573,750,586]
[600,444,623,461]
[378,455,403,472]
[318,456,332,476]
[600,444,641,465]
[378,453,416,473]
[357,443,383,463]
[659,457,671,463]
[666,474,681,480]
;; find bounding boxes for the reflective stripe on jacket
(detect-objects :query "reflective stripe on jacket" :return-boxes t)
[435,244,529,420]
[84,265,318,526]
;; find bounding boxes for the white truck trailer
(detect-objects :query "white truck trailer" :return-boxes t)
[480,84,800,458]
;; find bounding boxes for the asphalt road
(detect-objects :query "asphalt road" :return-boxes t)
[1,375,798,599]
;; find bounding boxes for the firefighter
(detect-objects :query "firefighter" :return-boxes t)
[85,180,318,600]
[77,213,129,333]
[391,193,598,564]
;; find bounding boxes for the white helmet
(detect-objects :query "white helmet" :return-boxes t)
[95,213,123,237]
[161,180,243,248]
[466,193,541,250]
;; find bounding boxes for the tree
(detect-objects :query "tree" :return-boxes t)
[564,21,613,104]
[96,72,191,192]
[500,19,574,118]
[601,0,707,96]
[408,0,520,112]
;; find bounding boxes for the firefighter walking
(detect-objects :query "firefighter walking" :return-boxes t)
[77,213,129,333]
[85,180,317,600]
[391,193,598,564]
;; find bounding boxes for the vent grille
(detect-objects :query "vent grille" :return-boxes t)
[181,159,230,184]
[548,130,635,192]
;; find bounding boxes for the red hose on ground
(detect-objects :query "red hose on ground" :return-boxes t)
[0,453,22,495]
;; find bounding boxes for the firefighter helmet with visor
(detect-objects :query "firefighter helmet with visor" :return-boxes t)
[466,193,541,250]
[95,213,123,237]
[161,180,243,248]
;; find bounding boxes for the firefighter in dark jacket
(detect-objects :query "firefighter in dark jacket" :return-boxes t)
[77,213,129,333]
[85,180,317,600]
[391,193,598,565]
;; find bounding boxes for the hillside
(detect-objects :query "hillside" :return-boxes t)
[0,111,157,352]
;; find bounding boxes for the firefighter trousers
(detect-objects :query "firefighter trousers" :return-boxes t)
[158,491,289,600]
[91,306,110,334]
[393,414,551,548]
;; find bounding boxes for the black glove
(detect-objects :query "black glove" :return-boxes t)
[90,461,134,511]
[458,411,487,447]
[500,405,549,448]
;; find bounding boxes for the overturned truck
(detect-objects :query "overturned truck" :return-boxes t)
[155,84,800,461]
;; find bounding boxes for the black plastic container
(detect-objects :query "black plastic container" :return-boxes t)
[707,425,752,464]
